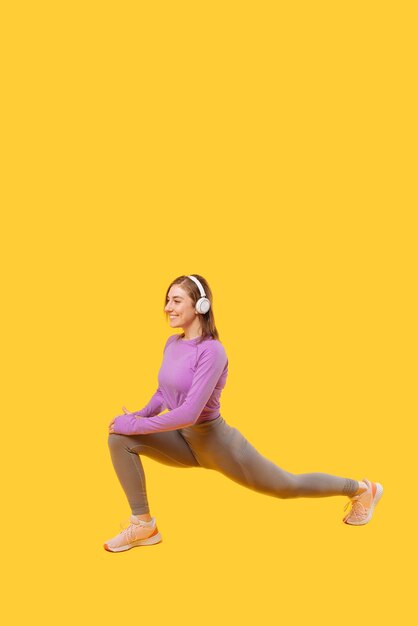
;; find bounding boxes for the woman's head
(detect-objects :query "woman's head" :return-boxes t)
[163,274,220,344]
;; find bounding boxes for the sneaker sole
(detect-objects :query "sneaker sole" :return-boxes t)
[103,530,163,552]
[344,482,384,526]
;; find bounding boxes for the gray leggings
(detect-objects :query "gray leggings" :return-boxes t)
[108,415,359,515]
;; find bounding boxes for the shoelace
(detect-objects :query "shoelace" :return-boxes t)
[343,497,367,521]
[118,517,151,543]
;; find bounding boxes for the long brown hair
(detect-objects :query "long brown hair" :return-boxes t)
[163,274,220,345]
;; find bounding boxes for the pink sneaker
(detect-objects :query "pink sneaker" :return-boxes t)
[343,478,384,525]
[104,516,162,552]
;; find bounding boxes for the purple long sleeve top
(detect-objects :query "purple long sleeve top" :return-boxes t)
[112,334,229,435]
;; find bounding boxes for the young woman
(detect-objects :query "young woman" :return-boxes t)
[105,274,383,552]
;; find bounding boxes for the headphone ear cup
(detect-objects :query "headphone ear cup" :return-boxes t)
[196,298,211,314]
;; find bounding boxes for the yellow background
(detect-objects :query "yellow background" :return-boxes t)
[1,1,416,625]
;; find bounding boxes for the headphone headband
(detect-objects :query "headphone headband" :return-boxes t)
[187,275,206,298]
[187,275,211,315]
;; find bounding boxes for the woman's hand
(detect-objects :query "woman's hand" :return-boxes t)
[111,413,143,435]
[109,406,130,434]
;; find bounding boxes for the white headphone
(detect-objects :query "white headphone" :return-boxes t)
[187,275,211,314]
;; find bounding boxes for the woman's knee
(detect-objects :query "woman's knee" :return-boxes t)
[108,433,146,456]
[275,472,299,499]
[108,433,129,451]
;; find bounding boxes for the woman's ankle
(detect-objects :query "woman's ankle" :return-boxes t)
[134,513,152,522]
[354,481,368,496]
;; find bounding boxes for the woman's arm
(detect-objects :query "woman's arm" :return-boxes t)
[112,342,228,435]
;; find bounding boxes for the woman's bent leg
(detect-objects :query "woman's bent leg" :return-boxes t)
[108,430,200,515]
[182,418,359,500]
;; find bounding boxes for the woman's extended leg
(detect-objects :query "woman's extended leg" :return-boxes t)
[180,417,359,499]
[108,431,200,515]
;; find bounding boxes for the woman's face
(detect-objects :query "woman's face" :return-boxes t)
[165,285,198,330]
